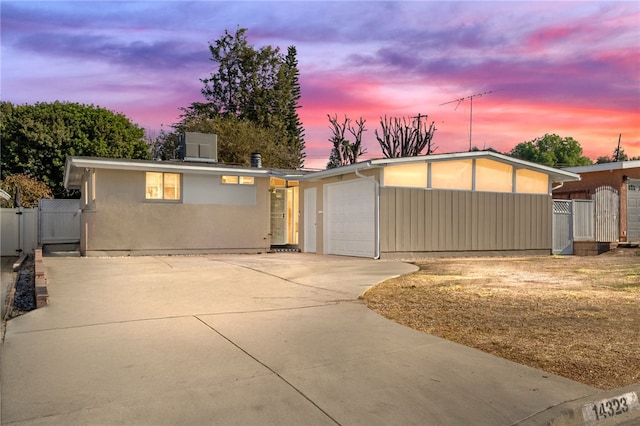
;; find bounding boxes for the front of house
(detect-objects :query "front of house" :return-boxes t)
[64,157,305,256]
[64,145,580,258]
[298,152,580,258]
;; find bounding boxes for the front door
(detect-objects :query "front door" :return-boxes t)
[270,188,286,245]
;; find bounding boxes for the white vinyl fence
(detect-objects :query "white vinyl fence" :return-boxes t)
[552,199,596,255]
[1,207,38,256]
[38,199,81,244]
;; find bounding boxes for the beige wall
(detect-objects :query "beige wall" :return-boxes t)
[380,188,552,254]
[81,169,270,255]
[300,168,552,257]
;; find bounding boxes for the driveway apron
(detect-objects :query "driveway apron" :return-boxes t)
[1,254,597,425]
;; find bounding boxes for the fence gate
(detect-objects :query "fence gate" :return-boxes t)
[572,199,595,241]
[1,208,38,256]
[38,199,81,245]
[628,179,640,243]
[553,200,573,255]
[593,186,619,242]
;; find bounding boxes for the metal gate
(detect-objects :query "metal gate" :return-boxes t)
[628,178,640,243]
[38,199,81,244]
[593,186,619,242]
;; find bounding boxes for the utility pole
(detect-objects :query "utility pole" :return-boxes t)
[614,133,622,162]
[441,90,500,151]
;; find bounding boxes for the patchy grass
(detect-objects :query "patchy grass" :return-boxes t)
[363,249,640,390]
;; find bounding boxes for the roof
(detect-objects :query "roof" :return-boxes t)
[563,160,640,174]
[300,151,581,182]
[64,157,308,189]
[64,151,581,190]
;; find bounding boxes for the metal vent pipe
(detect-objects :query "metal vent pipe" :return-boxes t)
[251,153,262,168]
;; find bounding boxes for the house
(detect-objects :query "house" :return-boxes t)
[298,151,580,258]
[64,145,581,258]
[553,160,640,244]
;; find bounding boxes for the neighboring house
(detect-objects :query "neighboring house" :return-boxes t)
[553,160,640,244]
[64,148,580,258]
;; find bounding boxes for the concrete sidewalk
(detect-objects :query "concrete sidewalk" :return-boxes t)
[0,253,628,425]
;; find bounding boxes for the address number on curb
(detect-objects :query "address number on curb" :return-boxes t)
[582,391,639,424]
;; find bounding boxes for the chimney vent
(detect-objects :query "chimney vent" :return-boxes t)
[251,153,262,168]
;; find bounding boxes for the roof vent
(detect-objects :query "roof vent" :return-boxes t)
[179,132,218,163]
[251,153,262,168]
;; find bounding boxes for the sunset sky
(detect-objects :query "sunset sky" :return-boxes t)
[2,1,639,169]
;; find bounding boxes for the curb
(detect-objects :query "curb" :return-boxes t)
[34,247,49,308]
[514,385,640,426]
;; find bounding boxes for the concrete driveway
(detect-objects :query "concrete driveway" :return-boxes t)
[2,253,600,425]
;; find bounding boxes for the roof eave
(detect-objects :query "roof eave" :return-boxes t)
[299,151,582,182]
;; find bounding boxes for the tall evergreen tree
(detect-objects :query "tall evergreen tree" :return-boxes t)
[182,28,305,169]
[282,46,306,167]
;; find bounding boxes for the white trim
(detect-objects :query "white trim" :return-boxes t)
[65,156,278,189]
[563,160,640,174]
[300,151,580,183]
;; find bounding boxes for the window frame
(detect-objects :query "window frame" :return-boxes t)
[145,172,182,201]
[221,175,255,185]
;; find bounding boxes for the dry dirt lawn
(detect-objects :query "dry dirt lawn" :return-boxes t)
[363,249,640,390]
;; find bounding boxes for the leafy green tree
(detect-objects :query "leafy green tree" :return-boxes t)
[183,28,305,168]
[0,174,53,208]
[326,114,367,169]
[375,113,437,158]
[0,101,149,196]
[509,134,592,167]
[155,116,297,169]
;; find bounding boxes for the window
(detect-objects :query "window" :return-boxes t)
[475,159,513,192]
[515,169,548,194]
[431,160,473,190]
[146,172,181,200]
[222,175,254,185]
[383,163,427,188]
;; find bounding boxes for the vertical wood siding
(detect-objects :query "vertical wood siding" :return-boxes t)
[380,188,552,253]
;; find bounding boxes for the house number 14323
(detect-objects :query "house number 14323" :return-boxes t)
[582,391,639,424]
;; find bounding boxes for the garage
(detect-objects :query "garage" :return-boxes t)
[324,179,376,257]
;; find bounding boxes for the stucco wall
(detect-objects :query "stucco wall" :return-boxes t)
[81,169,270,255]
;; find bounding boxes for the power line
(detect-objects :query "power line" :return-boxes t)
[440,89,502,151]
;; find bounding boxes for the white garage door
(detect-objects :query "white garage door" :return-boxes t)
[324,179,375,257]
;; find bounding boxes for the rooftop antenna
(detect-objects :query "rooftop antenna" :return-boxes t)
[440,89,501,151]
